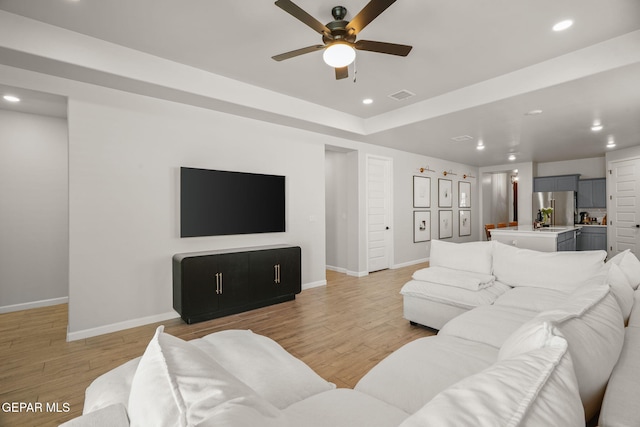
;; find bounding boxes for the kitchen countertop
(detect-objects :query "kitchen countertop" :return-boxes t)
[489,225,582,237]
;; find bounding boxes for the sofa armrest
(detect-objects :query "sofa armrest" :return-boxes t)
[58,403,129,427]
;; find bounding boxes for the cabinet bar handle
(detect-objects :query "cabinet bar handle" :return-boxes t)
[277,264,281,284]
[220,272,223,294]
[274,265,278,284]
[215,273,220,294]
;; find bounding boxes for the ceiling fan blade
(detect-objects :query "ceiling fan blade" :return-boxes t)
[335,66,348,80]
[272,45,325,61]
[274,0,331,36]
[355,40,412,56]
[347,0,397,35]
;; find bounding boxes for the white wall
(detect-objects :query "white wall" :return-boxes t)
[325,150,349,272]
[536,157,606,178]
[0,110,68,312]
[66,91,328,339]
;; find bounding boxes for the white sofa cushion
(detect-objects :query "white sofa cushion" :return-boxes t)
[400,321,583,427]
[492,241,606,291]
[429,239,493,275]
[400,280,511,310]
[628,291,640,327]
[493,287,568,313]
[83,357,140,414]
[599,326,640,427]
[188,399,287,427]
[59,403,129,427]
[439,305,536,348]
[191,329,335,409]
[355,335,497,414]
[283,389,409,427]
[127,326,280,427]
[412,266,494,291]
[604,262,634,323]
[608,249,640,289]
[536,280,625,420]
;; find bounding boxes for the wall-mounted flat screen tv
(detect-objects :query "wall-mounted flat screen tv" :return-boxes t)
[180,167,285,237]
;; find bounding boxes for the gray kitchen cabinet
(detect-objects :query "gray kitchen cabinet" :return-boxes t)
[533,174,580,192]
[557,229,577,251]
[578,178,606,208]
[577,226,606,251]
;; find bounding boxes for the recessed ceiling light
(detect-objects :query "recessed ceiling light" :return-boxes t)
[525,109,543,116]
[607,136,616,148]
[591,122,603,132]
[553,19,573,32]
[3,95,20,102]
[362,98,373,105]
[508,154,516,161]
[476,141,485,150]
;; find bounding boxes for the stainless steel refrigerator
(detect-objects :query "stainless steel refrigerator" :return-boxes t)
[532,191,576,226]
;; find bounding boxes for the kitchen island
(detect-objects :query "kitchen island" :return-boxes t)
[489,225,582,252]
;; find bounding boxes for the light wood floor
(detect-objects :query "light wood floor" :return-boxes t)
[0,264,432,426]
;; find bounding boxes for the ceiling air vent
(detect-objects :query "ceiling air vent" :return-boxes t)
[388,90,415,101]
[451,135,473,142]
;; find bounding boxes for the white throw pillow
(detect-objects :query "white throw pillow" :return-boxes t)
[605,263,634,323]
[128,326,281,427]
[536,281,625,420]
[400,321,583,427]
[608,249,640,289]
[429,239,493,275]
[492,241,606,291]
[191,330,335,409]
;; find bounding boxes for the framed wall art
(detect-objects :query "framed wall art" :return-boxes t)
[439,210,453,239]
[438,178,452,208]
[413,211,431,243]
[458,181,471,208]
[413,176,430,208]
[459,210,471,236]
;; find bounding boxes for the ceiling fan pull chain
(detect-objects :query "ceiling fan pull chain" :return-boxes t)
[353,57,357,83]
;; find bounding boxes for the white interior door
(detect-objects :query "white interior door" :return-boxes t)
[609,158,640,256]
[367,156,392,272]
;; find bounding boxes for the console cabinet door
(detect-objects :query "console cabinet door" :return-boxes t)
[249,247,301,299]
[178,253,249,320]
[180,255,219,317]
[215,253,251,310]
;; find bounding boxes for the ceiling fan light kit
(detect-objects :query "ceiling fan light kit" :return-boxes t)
[323,42,356,67]
[273,0,412,80]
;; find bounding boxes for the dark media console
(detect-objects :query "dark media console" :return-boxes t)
[173,245,301,324]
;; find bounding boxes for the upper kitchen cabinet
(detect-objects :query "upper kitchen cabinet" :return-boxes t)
[533,174,580,192]
[578,178,607,208]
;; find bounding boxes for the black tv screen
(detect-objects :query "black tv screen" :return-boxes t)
[180,167,285,237]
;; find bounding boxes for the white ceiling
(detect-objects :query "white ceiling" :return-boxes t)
[0,0,639,166]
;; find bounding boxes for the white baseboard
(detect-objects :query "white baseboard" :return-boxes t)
[392,257,429,269]
[67,311,180,342]
[347,270,369,277]
[302,280,327,290]
[0,296,68,314]
[326,265,367,277]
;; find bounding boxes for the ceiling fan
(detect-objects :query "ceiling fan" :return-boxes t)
[272,0,412,80]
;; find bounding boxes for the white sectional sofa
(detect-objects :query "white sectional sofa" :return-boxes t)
[61,241,640,427]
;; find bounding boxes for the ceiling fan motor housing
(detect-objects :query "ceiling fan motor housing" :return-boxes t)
[323,6,355,44]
